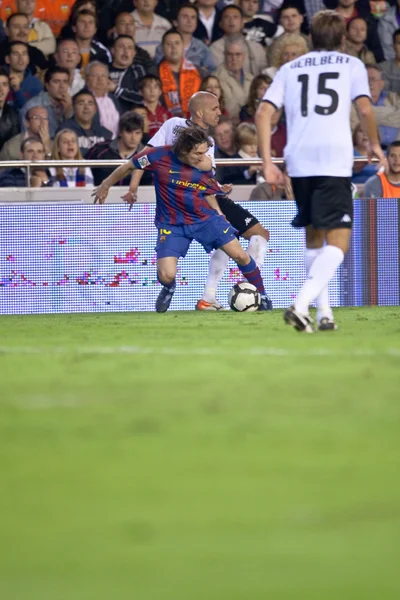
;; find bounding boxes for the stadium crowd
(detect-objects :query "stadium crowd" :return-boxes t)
[0,0,398,197]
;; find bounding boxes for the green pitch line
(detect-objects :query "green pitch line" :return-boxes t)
[0,307,400,600]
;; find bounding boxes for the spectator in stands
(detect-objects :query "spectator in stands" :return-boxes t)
[20,66,72,137]
[249,180,285,200]
[265,32,308,79]
[210,5,267,76]
[0,105,51,161]
[54,38,85,96]
[5,41,43,107]
[87,111,152,185]
[158,29,201,117]
[194,0,223,46]
[72,9,111,71]
[60,0,96,39]
[85,61,121,138]
[239,73,271,122]
[235,122,260,184]
[364,141,400,198]
[345,17,375,64]
[62,89,112,157]
[214,115,251,184]
[216,37,254,120]
[109,35,146,112]
[111,11,155,74]
[361,65,400,148]
[0,13,48,72]
[200,74,228,115]
[279,4,308,37]
[241,0,283,48]
[378,0,400,61]
[0,68,20,150]
[380,29,400,94]
[352,123,379,185]
[131,104,150,143]
[138,74,171,137]
[50,128,94,187]
[132,0,171,59]
[16,0,56,57]
[335,0,384,62]
[0,136,49,187]
[0,0,75,38]
[155,4,216,76]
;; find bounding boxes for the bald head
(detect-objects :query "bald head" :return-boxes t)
[188,91,218,116]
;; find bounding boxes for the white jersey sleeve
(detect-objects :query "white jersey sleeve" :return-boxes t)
[147,117,186,147]
[350,59,371,101]
[262,66,286,110]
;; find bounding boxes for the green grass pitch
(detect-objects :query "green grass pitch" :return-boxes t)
[1,307,400,600]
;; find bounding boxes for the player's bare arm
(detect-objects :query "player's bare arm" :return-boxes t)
[122,144,153,205]
[255,101,285,187]
[92,160,135,204]
[205,194,223,215]
[354,97,388,171]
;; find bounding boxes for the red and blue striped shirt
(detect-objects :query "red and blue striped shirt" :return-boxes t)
[132,146,222,227]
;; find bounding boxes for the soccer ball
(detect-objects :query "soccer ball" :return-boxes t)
[228,282,261,312]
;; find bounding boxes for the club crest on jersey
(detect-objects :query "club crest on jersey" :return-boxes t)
[138,155,150,169]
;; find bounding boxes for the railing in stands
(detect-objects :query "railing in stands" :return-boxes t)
[0,157,376,186]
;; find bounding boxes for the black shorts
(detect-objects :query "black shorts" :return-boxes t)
[217,196,259,236]
[291,176,353,230]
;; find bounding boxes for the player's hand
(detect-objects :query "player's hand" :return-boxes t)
[121,190,138,211]
[263,160,285,187]
[368,143,388,172]
[92,184,110,204]
[218,183,233,194]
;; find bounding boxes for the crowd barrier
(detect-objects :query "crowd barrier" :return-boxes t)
[1,197,399,314]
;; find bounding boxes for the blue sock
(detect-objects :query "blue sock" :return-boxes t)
[239,257,265,295]
[158,277,176,291]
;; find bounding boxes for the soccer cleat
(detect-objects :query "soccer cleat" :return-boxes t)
[258,294,273,311]
[155,284,176,313]
[195,299,228,311]
[318,317,338,331]
[283,305,314,333]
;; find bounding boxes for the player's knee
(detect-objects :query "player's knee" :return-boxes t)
[157,266,176,285]
[246,223,270,242]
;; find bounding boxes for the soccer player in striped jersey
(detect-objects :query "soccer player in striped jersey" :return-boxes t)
[256,9,386,332]
[93,127,271,312]
[123,91,272,311]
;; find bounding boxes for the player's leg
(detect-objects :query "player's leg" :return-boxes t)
[287,177,352,331]
[197,197,271,310]
[220,238,272,311]
[304,226,335,329]
[155,227,191,313]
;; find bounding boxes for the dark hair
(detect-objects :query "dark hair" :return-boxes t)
[72,89,96,105]
[112,34,135,47]
[118,111,144,134]
[280,3,303,16]
[393,28,400,44]
[6,40,29,54]
[172,126,212,159]
[162,28,183,45]
[387,140,400,153]
[6,12,28,27]
[139,74,162,90]
[0,66,10,81]
[311,10,345,51]
[347,16,367,31]
[176,3,199,18]
[72,8,97,28]
[21,136,43,153]
[220,4,244,18]
[245,74,272,117]
[57,37,79,49]
[44,66,70,84]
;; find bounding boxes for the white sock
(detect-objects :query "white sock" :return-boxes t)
[295,245,344,315]
[202,248,230,303]
[246,235,269,269]
[305,248,334,322]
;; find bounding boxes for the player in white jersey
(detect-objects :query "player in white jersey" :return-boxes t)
[125,91,272,311]
[255,9,386,332]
